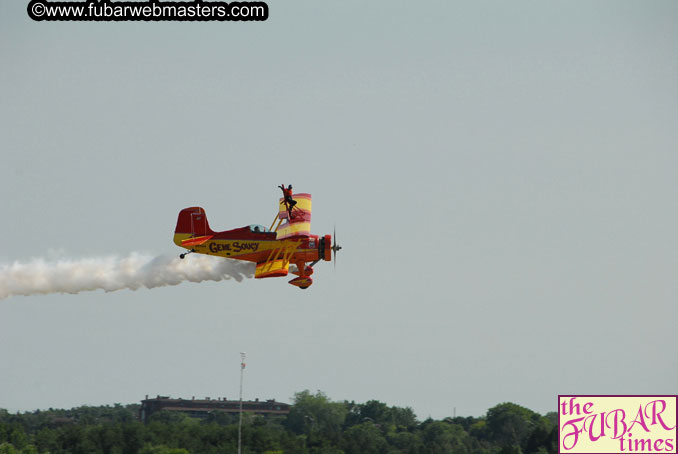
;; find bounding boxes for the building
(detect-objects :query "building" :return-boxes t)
[140,395,291,423]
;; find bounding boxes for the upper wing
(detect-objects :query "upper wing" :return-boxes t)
[276,193,312,239]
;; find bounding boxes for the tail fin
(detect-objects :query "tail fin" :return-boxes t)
[174,207,214,247]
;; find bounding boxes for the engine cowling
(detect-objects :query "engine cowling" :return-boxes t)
[320,234,332,261]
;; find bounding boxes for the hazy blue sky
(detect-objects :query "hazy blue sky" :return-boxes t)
[1,0,677,419]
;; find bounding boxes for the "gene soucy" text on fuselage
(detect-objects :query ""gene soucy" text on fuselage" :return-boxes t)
[209,242,260,253]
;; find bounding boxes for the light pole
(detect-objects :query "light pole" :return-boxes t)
[238,352,246,454]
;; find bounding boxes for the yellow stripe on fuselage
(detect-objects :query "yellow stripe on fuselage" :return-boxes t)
[197,240,278,261]
[173,234,316,263]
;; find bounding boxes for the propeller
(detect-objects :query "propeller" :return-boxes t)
[332,225,342,269]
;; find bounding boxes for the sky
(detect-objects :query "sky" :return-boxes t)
[1,0,677,419]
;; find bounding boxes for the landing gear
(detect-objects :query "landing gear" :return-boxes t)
[179,249,196,259]
[288,276,313,289]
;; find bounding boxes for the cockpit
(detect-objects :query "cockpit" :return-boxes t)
[249,224,269,233]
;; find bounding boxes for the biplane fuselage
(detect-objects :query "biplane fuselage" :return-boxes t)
[173,193,334,289]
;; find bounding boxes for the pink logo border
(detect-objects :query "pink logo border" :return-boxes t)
[558,394,678,454]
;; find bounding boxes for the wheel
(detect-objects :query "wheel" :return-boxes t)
[299,285,310,290]
[180,254,185,259]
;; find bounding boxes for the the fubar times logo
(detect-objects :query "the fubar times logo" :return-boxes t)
[559,396,677,454]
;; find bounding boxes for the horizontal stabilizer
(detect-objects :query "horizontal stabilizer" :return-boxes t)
[180,235,214,247]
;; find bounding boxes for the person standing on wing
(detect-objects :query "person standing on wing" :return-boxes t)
[279,184,297,218]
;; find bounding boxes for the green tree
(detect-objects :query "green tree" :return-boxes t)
[18,446,38,454]
[121,423,144,454]
[486,403,541,451]
[358,401,390,425]
[8,427,27,451]
[422,421,471,454]
[34,428,59,454]
[524,415,557,454]
[0,395,562,454]
[139,445,190,454]
[391,406,417,430]
[469,418,488,440]
[0,443,17,454]
[287,390,347,445]
[387,430,423,454]
[341,422,387,454]
[343,400,417,432]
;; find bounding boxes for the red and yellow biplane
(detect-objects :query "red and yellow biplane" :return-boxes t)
[173,188,341,289]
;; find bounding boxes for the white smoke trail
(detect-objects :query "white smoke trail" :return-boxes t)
[0,253,254,300]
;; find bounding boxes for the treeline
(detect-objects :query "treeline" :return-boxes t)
[0,390,557,454]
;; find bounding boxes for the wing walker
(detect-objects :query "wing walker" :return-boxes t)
[173,185,341,289]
